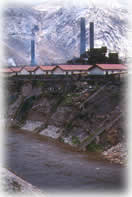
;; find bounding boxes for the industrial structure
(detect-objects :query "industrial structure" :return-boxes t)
[30,25,39,66]
[68,20,120,65]
[90,22,94,50]
[6,18,125,78]
[80,17,86,57]
[1,64,127,78]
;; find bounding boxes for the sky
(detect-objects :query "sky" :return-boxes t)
[2,0,130,8]
[0,0,130,12]
[13,0,127,4]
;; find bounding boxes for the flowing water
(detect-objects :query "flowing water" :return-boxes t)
[5,128,126,194]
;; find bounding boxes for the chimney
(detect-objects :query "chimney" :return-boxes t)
[90,22,94,50]
[31,38,35,66]
[30,25,39,66]
[80,17,86,57]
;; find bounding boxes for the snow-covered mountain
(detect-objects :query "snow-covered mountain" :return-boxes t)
[3,1,129,66]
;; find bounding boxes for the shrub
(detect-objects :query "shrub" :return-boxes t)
[65,121,73,130]
[62,95,73,105]
[86,142,103,152]
[72,136,80,145]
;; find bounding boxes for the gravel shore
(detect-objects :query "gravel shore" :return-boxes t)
[102,142,128,165]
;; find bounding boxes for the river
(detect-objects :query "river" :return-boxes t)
[5,128,126,194]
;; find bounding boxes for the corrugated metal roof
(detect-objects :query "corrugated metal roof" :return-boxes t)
[11,67,22,72]
[39,66,57,71]
[24,66,38,72]
[96,64,127,70]
[59,65,93,71]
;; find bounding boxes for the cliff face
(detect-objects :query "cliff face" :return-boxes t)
[3,2,129,66]
[7,78,126,152]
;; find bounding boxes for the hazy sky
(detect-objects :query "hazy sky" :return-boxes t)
[3,0,130,7]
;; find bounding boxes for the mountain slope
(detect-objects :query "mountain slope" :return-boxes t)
[3,3,129,66]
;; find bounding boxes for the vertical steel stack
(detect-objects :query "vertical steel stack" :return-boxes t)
[90,22,94,50]
[31,38,35,66]
[80,17,86,57]
[30,25,39,66]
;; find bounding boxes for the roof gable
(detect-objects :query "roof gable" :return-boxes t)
[11,67,22,72]
[39,66,57,71]
[96,64,127,70]
[58,65,93,71]
[23,66,38,72]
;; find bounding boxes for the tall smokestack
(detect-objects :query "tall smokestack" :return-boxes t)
[80,17,86,57]
[30,25,39,66]
[31,38,35,66]
[90,22,94,50]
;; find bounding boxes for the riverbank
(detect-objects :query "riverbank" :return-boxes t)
[0,168,45,195]
[102,142,128,166]
[7,79,127,166]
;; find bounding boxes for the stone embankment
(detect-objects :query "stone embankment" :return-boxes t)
[0,168,45,196]
[7,79,127,165]
[102,142,128,165]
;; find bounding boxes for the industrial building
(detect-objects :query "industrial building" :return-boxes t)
[1,64,127,77]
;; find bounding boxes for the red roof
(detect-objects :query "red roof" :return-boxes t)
[24,66,38,72]
[0,68,13,73]
[96,64,127,70]
[39,66,57,71]
[11,67,22,72]
[58,65,93,71]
